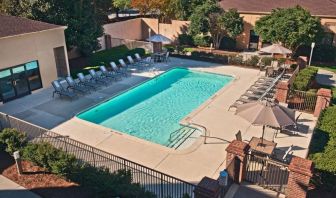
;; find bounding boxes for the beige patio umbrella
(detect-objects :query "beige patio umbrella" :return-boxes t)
[235,100,296,145]
[259,44,292,55]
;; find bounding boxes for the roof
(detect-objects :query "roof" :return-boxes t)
[219,0,336,17]
[0,14,65,38]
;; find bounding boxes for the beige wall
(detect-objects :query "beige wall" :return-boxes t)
[103,18,143,40]
[0,28,69,88]
[102,18,189,44]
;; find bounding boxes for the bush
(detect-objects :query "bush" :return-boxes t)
[245,55,260,67]
[294,44,336,63]
[260,57,274,66]
[219,36,236,50]
[309,106,336,190]
[189,51,229,64]
[163,45,175,53]
[228,55,244,65]
[292,67,318,91]
[0,128,27,154]
[178,34,194,46]
[22,142,78,177]
[193,35,212,47]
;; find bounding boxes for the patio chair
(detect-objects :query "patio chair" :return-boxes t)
[127,56,143,70]
[77,73,100,90]
[273,145,293,163]
[135,53,143,62]
[100,66,121,81]
[110,61,128,77]
[276,113,303,137]
[89,69,110,86]
[265,66,274,77]
[65,76,91,94]
[164,52,170,62]
[51,80,77,100]
[119,59,130,72]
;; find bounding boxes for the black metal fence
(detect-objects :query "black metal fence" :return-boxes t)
[245,154,289,194]
[0,113,197,198]
[287,89,317,113]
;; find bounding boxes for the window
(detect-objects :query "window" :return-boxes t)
[321,32,334,46]
[249,30,260,50]
[25,61,42,91]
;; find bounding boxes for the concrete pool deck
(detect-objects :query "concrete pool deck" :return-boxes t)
[0,58,317,183]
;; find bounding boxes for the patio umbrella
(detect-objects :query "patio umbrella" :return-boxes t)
[259,44,292,55]
[235,100,296,145]
[147,34,172,44]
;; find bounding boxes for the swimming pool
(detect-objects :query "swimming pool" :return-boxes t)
[77,68,233,147]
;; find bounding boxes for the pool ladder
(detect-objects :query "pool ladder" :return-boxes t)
[167,126,197,149]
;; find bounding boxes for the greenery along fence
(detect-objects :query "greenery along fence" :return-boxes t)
[0,113,197,198]
[292,67,318,91]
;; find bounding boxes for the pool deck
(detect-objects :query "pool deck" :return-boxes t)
[0,58,317,183]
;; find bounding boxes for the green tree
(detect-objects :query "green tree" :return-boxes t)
[0,0,32,17]
[31,0,110,56]
[113,0,131,10]
[0,128,27,154]
[189,1,243,49]
[255,6,323,51]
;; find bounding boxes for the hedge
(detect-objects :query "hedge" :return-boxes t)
[0,128,27,154]
[89,45,146,66]
[309,106,336,191]
[292,67,318,91]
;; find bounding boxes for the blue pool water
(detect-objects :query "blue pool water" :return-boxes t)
[77,68,233,146]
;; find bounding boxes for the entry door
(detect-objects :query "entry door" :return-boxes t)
[0,66,30,102]
[12,65,30,97]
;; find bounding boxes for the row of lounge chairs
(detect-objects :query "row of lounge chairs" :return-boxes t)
[52,53,152,100]
[228,71,284,110]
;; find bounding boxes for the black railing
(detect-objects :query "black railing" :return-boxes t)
[0,113,197,198]
[287,89,317,113]
[245,154,289,194]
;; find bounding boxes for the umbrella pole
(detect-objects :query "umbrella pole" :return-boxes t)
[261,125,265,145]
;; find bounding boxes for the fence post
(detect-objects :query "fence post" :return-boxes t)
[314,88,332,117]
[275,81,290,103]
[225,140,250,183]
[91,147,96,167]
[287,156,313,198]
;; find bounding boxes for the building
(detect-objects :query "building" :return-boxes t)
[0,14,69,102]
[219,0,336,50]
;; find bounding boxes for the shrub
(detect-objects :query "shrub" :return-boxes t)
[309,106,336,190]
[163,45,175,53]
[193,35,212,47]
[89,45,146,67]
[22,142,78,176]
[228,55,244,65]
[245,55,260,67]
[219,36,236,50]
[70,165,156,197]
[178,34,194,46]
[292,67,318,91]
[260,57,274,66]
[0,128,27,154]
[189,51,229,64]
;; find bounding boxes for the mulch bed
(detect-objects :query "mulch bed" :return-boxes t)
[1,152,93,198]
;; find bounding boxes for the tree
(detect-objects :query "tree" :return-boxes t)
[31,0,111,56]
[189,1,244,49]
[0,0,32,17]
[254,6,324,51]
[113,0,131,11]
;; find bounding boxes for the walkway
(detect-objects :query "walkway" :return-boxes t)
[0,175,40,198]
[225,182,285,198]
[315,68,336,87]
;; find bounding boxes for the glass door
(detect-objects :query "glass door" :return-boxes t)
[0,69,16,102]
[12,65,30,98]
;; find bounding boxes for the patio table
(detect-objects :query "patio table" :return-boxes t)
[153,52,165,62]
[249,137,277,156]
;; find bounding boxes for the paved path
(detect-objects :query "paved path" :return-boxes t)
[316,69,336,87]
[0,175,41,198]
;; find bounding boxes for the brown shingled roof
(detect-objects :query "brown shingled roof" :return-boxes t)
[0,14,64,38]
[219,0,336,17]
